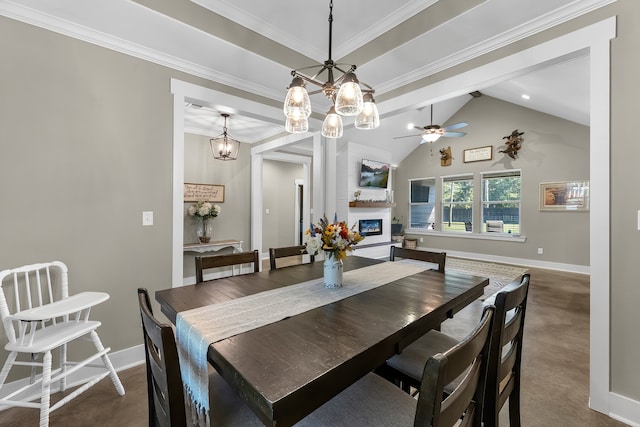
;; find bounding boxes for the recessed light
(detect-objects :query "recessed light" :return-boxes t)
[407,123,414,130]
[521,94,531,100]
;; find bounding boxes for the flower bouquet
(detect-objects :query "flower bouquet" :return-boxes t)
[187,201,221,243]
[305,214,365,288]
[304,214,365,260]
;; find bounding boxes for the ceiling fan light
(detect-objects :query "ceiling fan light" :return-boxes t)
[355,93,379,129]
[321,107,343,138]
[421,133,441,143]
[284,76,311,119]
[285,116,309,133]
[335,72,363,116]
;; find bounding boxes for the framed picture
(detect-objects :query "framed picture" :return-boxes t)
[539,181,589,211]
[184,183,225,202]
[463,146,493,163]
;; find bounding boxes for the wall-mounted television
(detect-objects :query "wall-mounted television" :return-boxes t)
[359,159,390,189]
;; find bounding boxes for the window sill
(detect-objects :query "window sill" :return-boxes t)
[405,229,527,243]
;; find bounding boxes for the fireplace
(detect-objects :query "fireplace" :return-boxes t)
[359,219,383,236]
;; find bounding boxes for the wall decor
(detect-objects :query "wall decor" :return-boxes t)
[499,129,524,159]
[463,146,493,163]
[440,146,452,166]
[539,181,589,211]
[184,183,225,202]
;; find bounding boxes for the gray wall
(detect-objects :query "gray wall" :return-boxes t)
[1,0,640,404]
[262,160,304,252]
[393,95,590,266]
[182,133,252,279]
[0,17,172,361]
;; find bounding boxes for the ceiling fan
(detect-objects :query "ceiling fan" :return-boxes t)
[394,104,468,143]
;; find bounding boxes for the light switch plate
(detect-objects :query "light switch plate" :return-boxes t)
[142,211,154,226]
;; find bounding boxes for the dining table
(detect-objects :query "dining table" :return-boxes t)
[155,255,488,427]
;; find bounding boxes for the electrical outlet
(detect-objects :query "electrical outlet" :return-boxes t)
[537,247,544,255]
[419,237,424,242]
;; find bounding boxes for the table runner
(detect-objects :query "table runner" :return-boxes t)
[176,261,428,426]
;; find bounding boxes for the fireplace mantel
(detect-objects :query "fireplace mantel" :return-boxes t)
[349,201,396,208]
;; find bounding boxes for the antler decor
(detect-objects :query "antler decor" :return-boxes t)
[499,129,524,159]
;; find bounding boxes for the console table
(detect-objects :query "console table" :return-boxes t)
[183,239,243,254]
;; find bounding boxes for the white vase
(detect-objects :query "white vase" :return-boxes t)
[323,255,343,288]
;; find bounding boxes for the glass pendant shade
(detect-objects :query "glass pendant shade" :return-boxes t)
[334,72,363,116]
[284,77,311,119]
[421,133,441,143]
[354,94,380,129]
[210,136,240,160]
[285,116,309,133]
[321,107,343,138]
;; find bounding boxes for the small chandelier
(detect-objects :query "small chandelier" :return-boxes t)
[283,0,379,138]
[210,113,240,161]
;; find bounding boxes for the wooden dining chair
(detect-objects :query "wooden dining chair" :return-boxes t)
[195,250,260,283]
[136,288,263,427]
[390,245,446,273]
[483,273,530,427]
[268,245,315,270]
[297,305,495,427]
[383,273,530,426]
[137,288,185,427]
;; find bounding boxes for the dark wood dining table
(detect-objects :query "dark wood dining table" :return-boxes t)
[156,255,488,427]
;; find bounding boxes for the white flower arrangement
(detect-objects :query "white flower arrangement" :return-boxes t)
[187,201,221,220]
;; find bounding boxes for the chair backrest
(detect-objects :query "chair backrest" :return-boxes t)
[195,250,260,283]
[137,288,186,427]
[482,273,531,427]
[389,246,446,273]
[415,305,495,427]
[268,245,315,270]
[0,261,69,345]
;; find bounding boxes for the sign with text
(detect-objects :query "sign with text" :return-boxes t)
[184,183,225,202]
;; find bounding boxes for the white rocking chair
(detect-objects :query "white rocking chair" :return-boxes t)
[0,261,124,426]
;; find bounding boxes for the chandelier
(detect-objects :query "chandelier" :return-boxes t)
[210,113,240,160]
[283,0,379,138]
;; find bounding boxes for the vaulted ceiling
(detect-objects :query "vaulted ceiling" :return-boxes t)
[2,0,600,164]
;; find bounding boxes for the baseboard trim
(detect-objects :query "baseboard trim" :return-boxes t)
[421,248,590,275]
[609,392,640,426]
[0,345,145,410]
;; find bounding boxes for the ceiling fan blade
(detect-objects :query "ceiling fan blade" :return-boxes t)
[413,125,426,131]
[393,134,421,140]
[442,122,468,131]
[442,131,467,137]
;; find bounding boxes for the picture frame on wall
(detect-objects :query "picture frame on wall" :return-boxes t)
[539,180,589,211]
[463,146,493,163]
[184,183,225,202]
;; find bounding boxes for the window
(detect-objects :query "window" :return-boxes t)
[442,175,473,232]
[409,178,436,230]
[481,170,521,234]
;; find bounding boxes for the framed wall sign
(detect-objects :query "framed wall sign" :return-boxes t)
[184,183,225,202]
[539,181,589,211]
[463,146,493,163]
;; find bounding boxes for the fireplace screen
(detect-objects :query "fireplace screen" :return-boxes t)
[359,219,382,236]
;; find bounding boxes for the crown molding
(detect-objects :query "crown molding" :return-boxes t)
[190,0,434,61]
[0,0,283,102]
[374,0,617,95]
